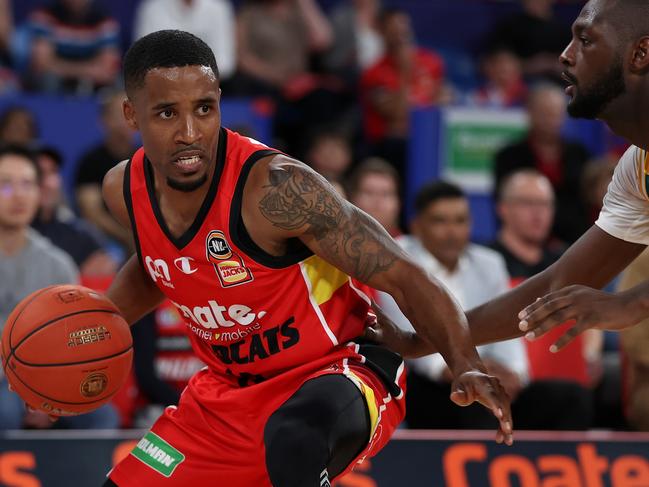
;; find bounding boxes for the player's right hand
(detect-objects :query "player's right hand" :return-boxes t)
[450,370,514,446]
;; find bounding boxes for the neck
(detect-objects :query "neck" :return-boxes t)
[0,226,28,256]
[499,228,543,265]
[38,206,55,223]
[529,129,560,147]
[600,89,649,150]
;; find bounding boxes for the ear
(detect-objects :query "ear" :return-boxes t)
[630,37,649,72]
[123,98,138,131]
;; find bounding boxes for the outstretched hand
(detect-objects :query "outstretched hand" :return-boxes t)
[518,285,643,352]
[450,370,514,446]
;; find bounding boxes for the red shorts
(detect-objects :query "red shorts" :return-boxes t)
[108,346,406,486]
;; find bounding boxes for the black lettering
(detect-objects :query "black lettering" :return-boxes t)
[211,345,232,364]
[248,333,269,362]
[230,340,249,364]
[263,327,281,354]
[280,317,300,349]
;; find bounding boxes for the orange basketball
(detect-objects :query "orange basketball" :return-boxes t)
[1,284,132,417]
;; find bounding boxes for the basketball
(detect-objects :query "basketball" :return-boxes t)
[1,284,132,417]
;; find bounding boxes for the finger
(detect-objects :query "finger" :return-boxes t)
[518,293,574,331]
[551,322,589,352]
[450,388,471,407]
[48,415,59,423]
[7,382,13,392]
[523,306,577,340]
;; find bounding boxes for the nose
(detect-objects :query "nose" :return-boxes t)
[559,40,575,66]
[176,114,201,145]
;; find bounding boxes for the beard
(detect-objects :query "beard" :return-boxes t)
[166,173,208,192]
[567,60,626,119]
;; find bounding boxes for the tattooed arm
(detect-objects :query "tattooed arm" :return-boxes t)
[244,155,513,443]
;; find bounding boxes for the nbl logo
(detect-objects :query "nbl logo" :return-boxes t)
[205,230,253,288]
[206,231,232,262]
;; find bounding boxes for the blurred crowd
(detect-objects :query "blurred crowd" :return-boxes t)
[1,0,647,434]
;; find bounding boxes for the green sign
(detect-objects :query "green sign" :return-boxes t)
[131,431,185,477]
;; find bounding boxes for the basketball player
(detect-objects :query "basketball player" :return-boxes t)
[371,0,649,361]
[100,31,512,486]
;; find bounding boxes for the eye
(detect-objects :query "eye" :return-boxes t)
[159,109,174,120]
[579,36,591,46]
[198,104,211,115]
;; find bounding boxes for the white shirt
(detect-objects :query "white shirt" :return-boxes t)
[596,145,649,245]
[134,0,236,79]
[377,235,529,383]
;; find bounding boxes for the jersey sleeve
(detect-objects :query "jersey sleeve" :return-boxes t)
[596,146,649,245]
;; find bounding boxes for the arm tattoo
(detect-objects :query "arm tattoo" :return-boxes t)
[258,162,397,282]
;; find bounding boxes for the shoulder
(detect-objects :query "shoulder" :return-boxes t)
[27,230,78,275]
[466,243,508,271]
[102,159,131,228]
[417,49,444,69]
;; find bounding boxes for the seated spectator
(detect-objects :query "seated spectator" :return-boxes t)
[466,45,527,108]
[0,0,18,94]
[486,0,571,82]
[360,8,449,172]
[347,158,401,238]
[490,169,601,387]
[619,249,649,431]
[323,0,384,82]
[0,106,39,147]
[25,0,120,94]
[133,0,236,82]
[32,146,118,277]
[494,84,591,244]
[0,145,117,430]
[305,132,353,182]
[378,181,593,430]
[76,90,135,255]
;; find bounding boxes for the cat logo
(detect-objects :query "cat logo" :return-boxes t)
[206,230,232,262]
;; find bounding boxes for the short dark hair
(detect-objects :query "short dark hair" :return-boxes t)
[0,106,38,141]
[0,144,42,182]
[606,0,649,42]
[123,30,219,96]
[37,145,63,169]
[414,181,465,215]
[346,158,400,198]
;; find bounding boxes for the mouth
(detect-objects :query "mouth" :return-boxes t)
[561,71,577,95]
[172,151,204,174]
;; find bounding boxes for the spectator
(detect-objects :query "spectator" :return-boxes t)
[494,83,591,244]
[378,181,593,430]
[467,46,527,108]
[26,0,120,94]
[323,0,384,81]
[0,145,117,430]
[133,0,236,82]
[0,0,18,94]
[486,0,571,82]
[76,90,135,254]
[235,0,332,97]
[360,9,448,171]
[618,249,649,431]
[305,132,353,182]
[0,106,39,147]
[32,146,118,277]
[347,157,401,238]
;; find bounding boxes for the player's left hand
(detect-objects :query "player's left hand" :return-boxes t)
[450,370,514,446]
[518,285,644,352]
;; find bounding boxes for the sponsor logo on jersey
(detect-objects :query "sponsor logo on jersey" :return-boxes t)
[173,256,198,275]
[145,256,174,289]
[131,431,185,478]
[210,317,300,365]
[216,260,253,286]
[170,299,267,330]
[205,230,254,288]
[206,230,232,261]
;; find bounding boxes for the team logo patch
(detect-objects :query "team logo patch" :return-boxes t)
[205,230,254,288]
[80,372,108,398]
[131,431,185,478]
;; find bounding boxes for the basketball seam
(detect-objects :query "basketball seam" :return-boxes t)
[5,362,129,406]
[7,286,54,349]
[13,345,133,368]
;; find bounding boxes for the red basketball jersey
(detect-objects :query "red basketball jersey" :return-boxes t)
[125,128,372,386]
